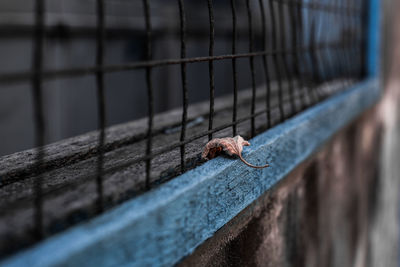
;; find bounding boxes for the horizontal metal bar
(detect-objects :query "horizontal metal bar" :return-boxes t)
[0,24,267,39]
[0,42,356,84]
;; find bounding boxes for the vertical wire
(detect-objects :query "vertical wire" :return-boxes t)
[94,0,107,213]
[258,0,272,128]
[309,18,321,101]
[307,4,320,102]
[359,0,367,78]
[348,1,356,79]
[355,1,367,78]
[143,0,154,189]
[352,0,360,77]
[337,0,348,80]
[296,0,314,106]
[245,0,257,137]
[348,0,356,78]
[178,0,188,173]
[315,5,329,84]
[333,0,347,80]
[207,0,215,141]
[344,0,353,79]
[32,0,45,239]
[322,7,335,82]
[95,0,106,212]
[278,1,296,115]
[230,0,238,136]
[338,0,351,80]
[289,0,305,111]
[268,0,284,122]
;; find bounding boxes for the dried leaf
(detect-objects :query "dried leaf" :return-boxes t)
[202,135,269,169]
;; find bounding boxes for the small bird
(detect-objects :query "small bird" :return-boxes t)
[202,135,269,169]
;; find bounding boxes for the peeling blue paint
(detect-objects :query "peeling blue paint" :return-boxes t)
[0,78,381,267]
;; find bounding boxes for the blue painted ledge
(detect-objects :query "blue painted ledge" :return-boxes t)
[1,78,381,267]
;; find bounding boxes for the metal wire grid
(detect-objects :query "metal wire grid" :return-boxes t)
[0,0,366,241]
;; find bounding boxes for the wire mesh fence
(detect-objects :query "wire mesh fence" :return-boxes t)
[0,0,367,258]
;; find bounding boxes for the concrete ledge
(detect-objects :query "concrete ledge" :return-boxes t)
[0,77,381,267]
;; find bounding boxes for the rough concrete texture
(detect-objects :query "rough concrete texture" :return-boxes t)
[180,3,400,266]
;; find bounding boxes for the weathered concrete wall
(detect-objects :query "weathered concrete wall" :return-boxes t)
[179,2,400,266]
